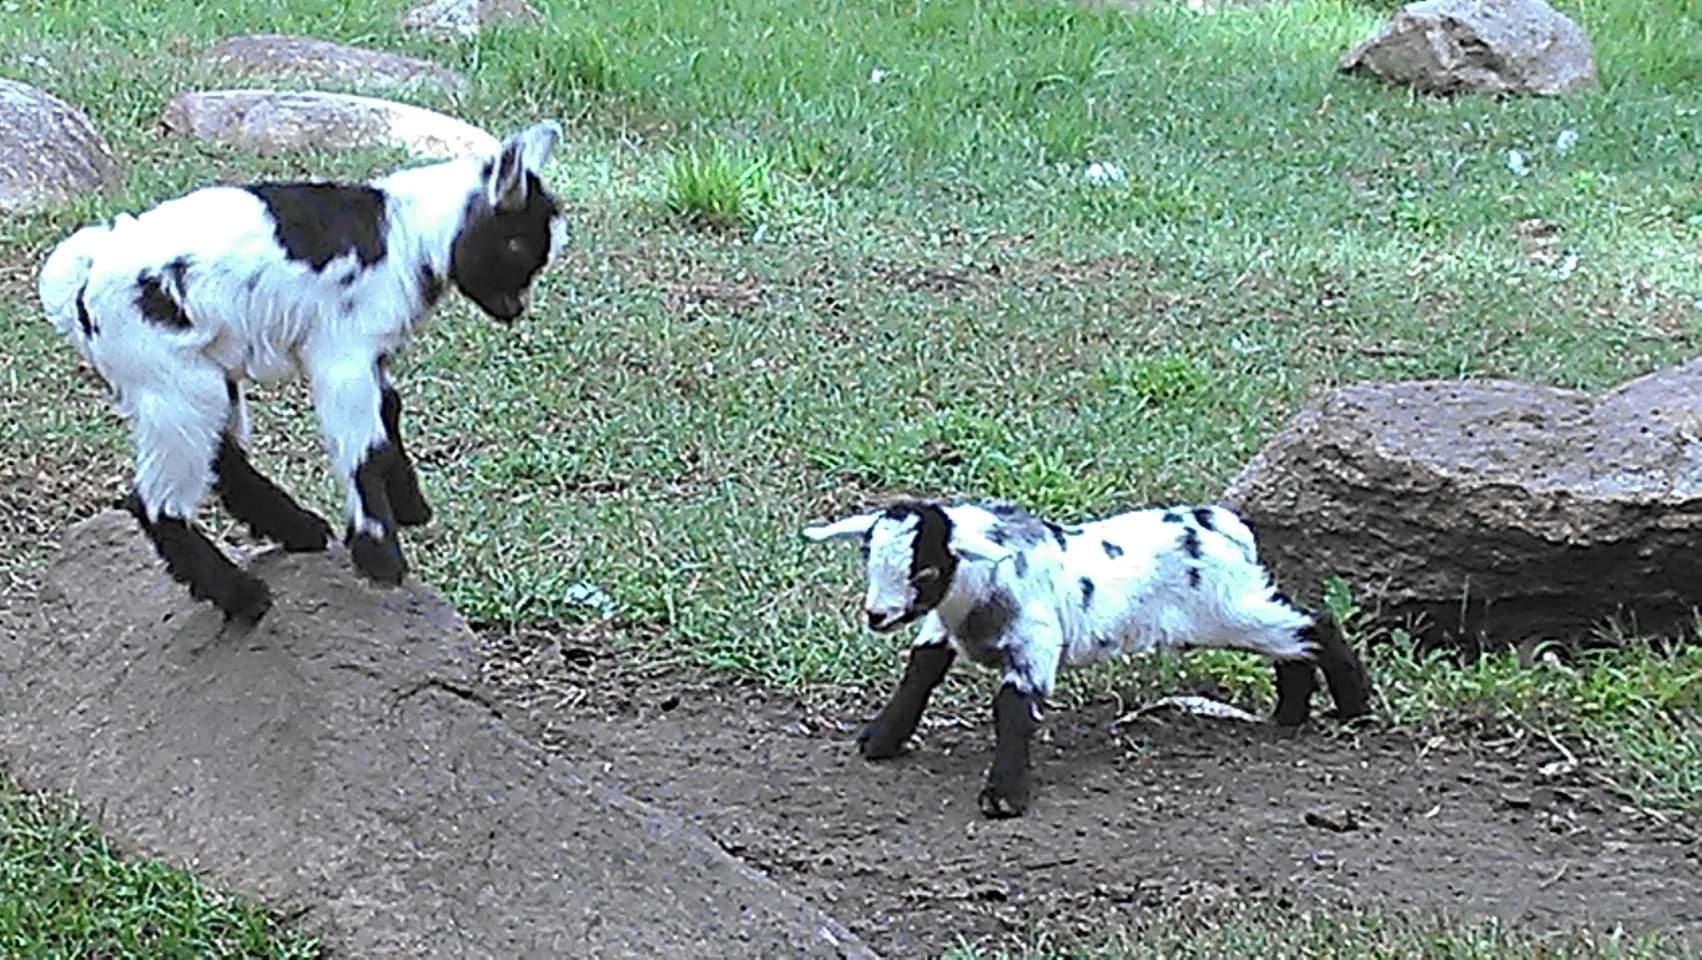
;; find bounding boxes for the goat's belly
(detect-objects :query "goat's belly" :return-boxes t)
[1061,626,1179,669]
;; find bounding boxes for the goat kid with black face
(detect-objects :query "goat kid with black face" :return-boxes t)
[803,498,1373,818]
[38,121,570,623]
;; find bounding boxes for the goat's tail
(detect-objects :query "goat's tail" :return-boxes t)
[38,220,122,356]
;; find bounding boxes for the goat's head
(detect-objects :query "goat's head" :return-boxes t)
[802,500,1009,633]
[450,121,570,322]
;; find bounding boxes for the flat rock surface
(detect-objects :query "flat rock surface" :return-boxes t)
[159,89,497,158]
[200,34,466,93]
[1221,360,1702,646]
[0,77,121,213]
[0,512,876,960]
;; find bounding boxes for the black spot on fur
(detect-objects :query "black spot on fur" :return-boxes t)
[135,272,190,329]
[961,589,1017,646]
[419,262,445,309]
[1101,539,1123,559]
[879,501,959,619]
[987,526,1011,546]
[450,170,561,321]
[1192,507,1216,531]
[1181,526,1202,559]
[1269,588,1296,609]
[1162,510,1186,524]
[337,269,358,289]
[1188,566,1203,589]
[1012,551,1028,578]
[243,272,262,293]
[247,182,388,272]
[1045,522,1069,550]
[163,256,191,293]
[75,287,96,338]
[1079,576,1095,609]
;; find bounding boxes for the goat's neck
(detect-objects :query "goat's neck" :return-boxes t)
[375,157,482,284]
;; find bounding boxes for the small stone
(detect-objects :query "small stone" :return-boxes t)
[1304,809,1358,832]
[1339,0,1597,98]
[401,0,542,40]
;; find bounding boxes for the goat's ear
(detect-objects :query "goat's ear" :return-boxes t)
[800,512,878,543]
[948,525,1011,564]
[487,121,561,213]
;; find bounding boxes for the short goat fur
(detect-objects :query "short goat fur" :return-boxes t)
[39,121,569,622]
[803,497,1373,818]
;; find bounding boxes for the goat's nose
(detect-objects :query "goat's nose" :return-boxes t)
[867,610,892,630]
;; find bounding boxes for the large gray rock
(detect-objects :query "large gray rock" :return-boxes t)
[0,512,879,960]
[201,34,466,94]
[1339,0,1597,97]
[159,89,497,159]
[1220,361,1702,649]
[402,0,543,39]
[0,78,121,213]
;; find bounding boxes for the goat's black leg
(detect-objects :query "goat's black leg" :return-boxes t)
[859,642,956,760]
[1272,658,1318,727]
[347,441,407,585]
[978,682,1040,819]
[1311,615,1373,720]
[378,382,431,528]
[125,491,272,623]
[214,435,332,552]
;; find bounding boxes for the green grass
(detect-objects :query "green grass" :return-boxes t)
[0,0,1699,953]
[0,784,321,958]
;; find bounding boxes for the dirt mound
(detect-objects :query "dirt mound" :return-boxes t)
[488,637,1702,956]
[0,511,876,960]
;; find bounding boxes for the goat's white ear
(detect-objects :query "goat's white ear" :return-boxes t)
[800,513,878,543]
[949,526,1011,564]
[515,120,562,174]
[487,122,559,213]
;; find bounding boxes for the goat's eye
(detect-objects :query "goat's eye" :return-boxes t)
[507,238,528,256]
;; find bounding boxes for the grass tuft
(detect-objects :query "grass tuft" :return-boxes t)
[659,141,777,228]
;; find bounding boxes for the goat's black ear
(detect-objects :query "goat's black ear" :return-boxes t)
[487,139,527,213]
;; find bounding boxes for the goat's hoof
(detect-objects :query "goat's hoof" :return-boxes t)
[978,778,1031,819]
[278,512,334,552]
[857,723,906,761]
[349,530,407,586]
[218,574,273,624]
[391,497,432,528]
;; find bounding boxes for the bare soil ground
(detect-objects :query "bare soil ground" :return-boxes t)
[486,629,1702,958]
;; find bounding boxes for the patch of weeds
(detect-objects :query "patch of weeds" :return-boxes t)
[660,141,777,229]
[1323,577,1702,814]
[941,902,1693,959]
[0,782,321,958]
[1097,354,1213,411]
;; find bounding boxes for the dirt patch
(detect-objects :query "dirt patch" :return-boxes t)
[485,629,1702,957]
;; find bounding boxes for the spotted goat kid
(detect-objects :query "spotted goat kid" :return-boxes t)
[802,498,1373,818]
[38,121,569,623]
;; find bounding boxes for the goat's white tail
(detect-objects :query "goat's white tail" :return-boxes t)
[38,221,120,355]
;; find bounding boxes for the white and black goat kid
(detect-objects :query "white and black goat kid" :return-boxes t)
[803,498,1373,818]
[38,121,570,622]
